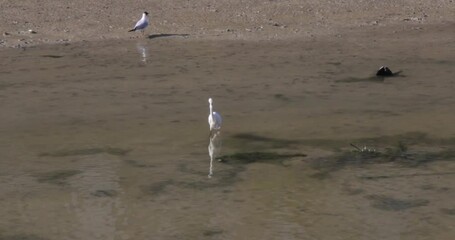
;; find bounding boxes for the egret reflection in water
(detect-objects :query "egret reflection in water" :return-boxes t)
[208,131,222,178]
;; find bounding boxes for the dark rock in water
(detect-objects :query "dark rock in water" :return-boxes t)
[376,66,394,76]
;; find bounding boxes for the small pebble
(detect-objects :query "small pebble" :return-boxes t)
[28,29,37,34]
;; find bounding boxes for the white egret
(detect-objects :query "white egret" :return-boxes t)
[128,12,149,34]
[208,98,222,132]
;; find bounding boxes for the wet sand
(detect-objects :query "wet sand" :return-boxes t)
[1,10,455,240]
[1,0,454,47]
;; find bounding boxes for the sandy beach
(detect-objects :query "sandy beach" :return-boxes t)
[1,0,454,47]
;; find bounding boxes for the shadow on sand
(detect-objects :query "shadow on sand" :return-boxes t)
[148,33,189,39]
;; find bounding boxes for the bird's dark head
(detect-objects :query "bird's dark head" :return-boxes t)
[144,11,149,15]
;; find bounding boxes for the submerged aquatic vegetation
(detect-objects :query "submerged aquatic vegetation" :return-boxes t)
[143,180,175,195]
[230,131,455,151]
[124,159,155,168]
[229,133,300,149]
[382,141,412,160]
[142,172,239,196]
[359,171,455,180]
[441,208,455,215]
[404,149,455,167]
[366,195,429,211]
[203,229,224,237]
[229,132,453,179]
[0,233,47,240]
[144,152,308,196]
[41,55,64,58]
[91,189,118,197]
[312,140,454,177]
[35,170,82,185]
[39,147,131,157]
[274,93,291,101]
[218,152,306,165]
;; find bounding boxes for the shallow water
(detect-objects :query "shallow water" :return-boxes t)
[0,35,454,240]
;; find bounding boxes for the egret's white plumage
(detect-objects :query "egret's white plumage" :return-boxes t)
[129,12,149,33]
[208,98,222,132]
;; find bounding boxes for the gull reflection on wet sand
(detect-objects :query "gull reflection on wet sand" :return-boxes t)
[136,41,148,63]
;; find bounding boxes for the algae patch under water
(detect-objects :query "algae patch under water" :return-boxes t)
[231,131,455,151]
[218,152,306,165]
[141,151,308,197]
[226,132,454,179]
[226,131,454,180]
[311,141,454,178]
[38,147,131,157]
[0,233,47,240]
[229,133,300,149]
[366,194,429,211]
[440,208,455,215]
[91,189,118,197]
[143,168,241,197]
[35,169,82,185]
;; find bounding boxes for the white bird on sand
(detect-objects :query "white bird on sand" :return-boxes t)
[128,12,149,34]
[208,98,222,132]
